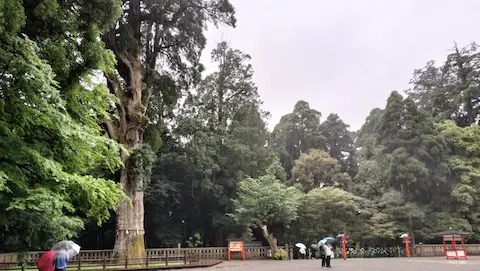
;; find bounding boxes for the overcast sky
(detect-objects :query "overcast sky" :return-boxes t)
[200,0,479,131]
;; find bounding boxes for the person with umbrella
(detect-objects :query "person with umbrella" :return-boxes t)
[324,243,333,268]
[37,251,55,271]
[51,241,81,271]
[295,243,307,259]
[318,243,326,267]
[318,237,335,268]
[53,250,69,271]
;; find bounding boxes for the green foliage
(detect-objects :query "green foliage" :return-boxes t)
[144,123,164,153]
[407,42,480,126]
[127,145,156,188]
[231,172,302,230]
[147,42,273,245]
[293,187,363,244]
[230,167,302,248]
[186,233,203,248]
[436,121,480,236]
[271,101,324,178]
[7,2,480,252]
[273,248,288,260]
[142,40,480,249]
[292,149,351,191]
[0,0,125,252]
[320,113,358,177]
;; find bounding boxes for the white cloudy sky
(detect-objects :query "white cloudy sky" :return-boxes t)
[200,0,479,131]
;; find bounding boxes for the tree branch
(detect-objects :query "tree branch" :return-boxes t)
[105,72,124,100]
[140,3,204,25]
[103,29,135,90]
[105,118,119,141]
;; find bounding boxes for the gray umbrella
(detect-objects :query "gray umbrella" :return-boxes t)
[52,241,81,259]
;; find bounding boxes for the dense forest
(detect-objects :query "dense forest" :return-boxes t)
[1,0,480,256]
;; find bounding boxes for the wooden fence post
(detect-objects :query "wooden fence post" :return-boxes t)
[165,251,169,266]
[145,252,149,268]
[125,256,128,268]
[183,251,187,265]
[103,256,106,270]
[77,257,81,270]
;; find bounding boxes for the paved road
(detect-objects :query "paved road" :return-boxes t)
[182,257,480,271]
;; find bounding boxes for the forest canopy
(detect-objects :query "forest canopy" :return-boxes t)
[1,0,480,253]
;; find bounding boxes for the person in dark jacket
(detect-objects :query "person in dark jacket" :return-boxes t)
[319,245,326,267]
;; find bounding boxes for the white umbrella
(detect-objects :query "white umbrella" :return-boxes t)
[52,240,81,259]
[299,247,306,255]
[295,243,307,249]
[70,243,81,255]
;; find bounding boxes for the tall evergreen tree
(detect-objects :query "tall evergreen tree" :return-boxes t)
[101,1,236,258]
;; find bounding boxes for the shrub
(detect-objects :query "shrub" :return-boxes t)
[273,248,288,260]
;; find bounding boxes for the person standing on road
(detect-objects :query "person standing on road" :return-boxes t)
[319,245,326,267]
[322,244,333,268]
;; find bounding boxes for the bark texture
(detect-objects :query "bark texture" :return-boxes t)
[113,160,146,261]
[104,18,148,260]
[261,225,278,255]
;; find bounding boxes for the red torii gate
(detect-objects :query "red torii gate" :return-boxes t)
[433,229,472,259]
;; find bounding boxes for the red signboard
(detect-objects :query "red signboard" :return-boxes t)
[228,240,245,260]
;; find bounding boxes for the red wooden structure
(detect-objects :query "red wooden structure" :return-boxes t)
[227,240,245,260]
[434,229,472,259]
[336,233,349,260]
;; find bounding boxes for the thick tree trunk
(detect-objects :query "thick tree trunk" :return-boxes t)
[113,162,145,261]
[113,128,146,261]
[261,225,278,255]
[111,54,147,261]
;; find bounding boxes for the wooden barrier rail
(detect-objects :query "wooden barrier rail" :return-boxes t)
[0,251,206,271]
[10,243,480,267]
[0,246,283,269]
[413,244,480,257]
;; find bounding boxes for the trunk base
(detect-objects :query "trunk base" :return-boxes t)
[113,231,146,264]
[261,225,278,256]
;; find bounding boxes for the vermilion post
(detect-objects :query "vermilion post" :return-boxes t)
[403,235,411,258]
[342,239,347,260]
[337,233,349,260]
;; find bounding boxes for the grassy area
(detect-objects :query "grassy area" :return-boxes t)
[6,262,185,271]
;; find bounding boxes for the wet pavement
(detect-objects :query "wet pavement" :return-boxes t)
[181,257,480,271]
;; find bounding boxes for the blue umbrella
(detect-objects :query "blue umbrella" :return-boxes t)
[323,237,336,243]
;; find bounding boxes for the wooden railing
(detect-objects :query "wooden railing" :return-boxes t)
[414,244,480,257]
[5,243,479,268]
[0,246,283,269]
[0,251,222,271]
